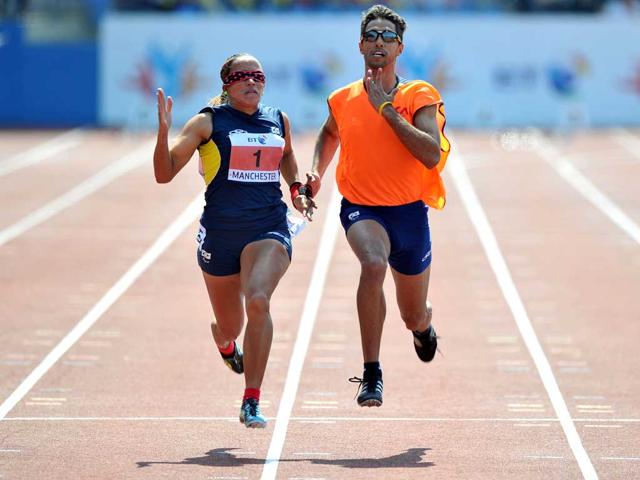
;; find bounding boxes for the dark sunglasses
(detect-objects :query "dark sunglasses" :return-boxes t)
[223,70,266,86]
[362,30,401,44]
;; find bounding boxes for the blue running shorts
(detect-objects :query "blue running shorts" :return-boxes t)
[196,220,292,276]
[339,198,431,275]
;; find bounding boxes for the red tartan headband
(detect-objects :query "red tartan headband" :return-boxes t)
[223,70,266,87]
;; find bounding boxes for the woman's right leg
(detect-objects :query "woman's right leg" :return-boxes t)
[201,271,244,352]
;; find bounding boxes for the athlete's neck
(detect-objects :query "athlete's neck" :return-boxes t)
[228,100,259,116]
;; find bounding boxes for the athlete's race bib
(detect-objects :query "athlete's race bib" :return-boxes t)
[228,132,284,183]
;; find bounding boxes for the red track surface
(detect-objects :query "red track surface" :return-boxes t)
[0,129,639,479]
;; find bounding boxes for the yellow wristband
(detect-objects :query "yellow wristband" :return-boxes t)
[378,101,393,115]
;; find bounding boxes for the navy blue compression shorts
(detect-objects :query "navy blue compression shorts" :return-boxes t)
[196,221,292,276]
[339,198,432,275]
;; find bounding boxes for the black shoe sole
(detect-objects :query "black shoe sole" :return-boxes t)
[358,397,383,407]
[414,325,438,362]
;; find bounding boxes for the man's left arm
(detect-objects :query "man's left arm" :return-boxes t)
[380,103,441,169]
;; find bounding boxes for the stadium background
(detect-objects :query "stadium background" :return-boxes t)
[1,0,639,130]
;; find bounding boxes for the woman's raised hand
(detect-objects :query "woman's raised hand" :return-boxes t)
[156,88,173,134]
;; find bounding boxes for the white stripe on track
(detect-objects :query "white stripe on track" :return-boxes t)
[261,186,342,480]
[2,416,639,423]
[0,140,154,248]
[533,134,640,245]
[448,149,598,480]
[0,129,85,177]
[611,128,640,160]
[0,194,203,420]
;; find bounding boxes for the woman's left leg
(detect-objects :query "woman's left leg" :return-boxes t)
[239,239,290,390]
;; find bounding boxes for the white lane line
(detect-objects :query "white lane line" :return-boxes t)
[602,457,640,461]
[261,186,342,480]
[612,128,640,160]
[2,416,638,422]
[449,150,599,480]
[533,135,640,245]
[0,194,203,420]
[0,129,85,177]
[0,140,154,248]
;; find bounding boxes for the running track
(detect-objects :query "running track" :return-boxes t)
[0,128,639,479]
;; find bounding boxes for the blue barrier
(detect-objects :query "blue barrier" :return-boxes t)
[0,20,97,127]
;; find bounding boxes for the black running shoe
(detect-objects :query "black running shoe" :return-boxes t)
[349,371,383,407]
[221,341,244,374]
[413,324,438,362]
[239,398,267,428]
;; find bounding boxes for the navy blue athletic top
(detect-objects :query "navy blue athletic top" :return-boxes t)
[197,103,288,230]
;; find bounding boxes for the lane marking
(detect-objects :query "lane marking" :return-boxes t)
[298,420,336,424]
[0,141,154,248]
[261,186,342,480]
[449,149,598,480]
[533,134,640,245]
[0,194,203,420]
[611,128,640,159]
[602,457,640,461]
[2,416,638,423]
[0,129,85,177]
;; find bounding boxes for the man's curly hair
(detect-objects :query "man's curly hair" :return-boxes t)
[360,4,407,40]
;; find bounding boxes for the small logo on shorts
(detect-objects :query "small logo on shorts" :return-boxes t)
[422,250,432,262]
[348,211,360,221]
[268,231,291,246]
[200,248,212,263]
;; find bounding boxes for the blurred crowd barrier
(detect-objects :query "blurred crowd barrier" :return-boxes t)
[1,1,639,128]
[3,0,632,17]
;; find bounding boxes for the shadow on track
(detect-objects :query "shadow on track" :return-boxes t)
[137,446,434,469]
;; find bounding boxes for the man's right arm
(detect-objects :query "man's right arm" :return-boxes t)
[307,111,340,195]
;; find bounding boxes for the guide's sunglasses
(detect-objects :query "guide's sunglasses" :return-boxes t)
[223,70,266,87]
[362,30,402,44]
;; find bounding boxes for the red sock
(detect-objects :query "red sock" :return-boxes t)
[243,388,261,401]
[218,341,235,356]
